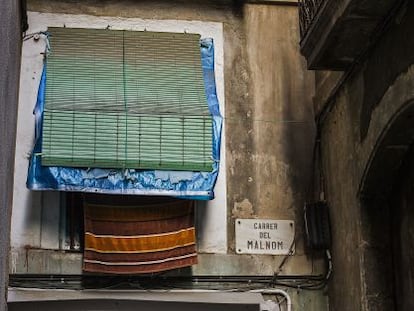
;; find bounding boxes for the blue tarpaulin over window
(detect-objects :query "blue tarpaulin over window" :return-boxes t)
[27,38,222,200]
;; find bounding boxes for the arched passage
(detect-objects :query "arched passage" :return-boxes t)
[359,100,414,200]
[358,100,414,310]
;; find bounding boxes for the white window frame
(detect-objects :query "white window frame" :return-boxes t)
[12,12,227,263]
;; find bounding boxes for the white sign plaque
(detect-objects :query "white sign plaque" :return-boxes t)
[235,219,295,255]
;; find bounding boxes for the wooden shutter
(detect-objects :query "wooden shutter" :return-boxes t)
[42,27,213,171]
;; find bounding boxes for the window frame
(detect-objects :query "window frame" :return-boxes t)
[12,13,227,264]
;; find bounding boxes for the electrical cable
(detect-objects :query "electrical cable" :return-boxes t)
[9,271,329,292]
[272,236,296,280]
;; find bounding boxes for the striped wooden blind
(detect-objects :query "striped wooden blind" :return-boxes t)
[42,27,213,171]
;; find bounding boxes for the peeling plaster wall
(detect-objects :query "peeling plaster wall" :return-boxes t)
[227,4,316,268]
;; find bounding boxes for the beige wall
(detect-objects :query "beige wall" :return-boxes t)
[227,3,316,270]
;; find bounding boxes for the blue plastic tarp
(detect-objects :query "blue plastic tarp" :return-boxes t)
[27,38,222,200]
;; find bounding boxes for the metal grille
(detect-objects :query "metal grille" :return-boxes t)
[42,27,213,171]
[299,0,326,40]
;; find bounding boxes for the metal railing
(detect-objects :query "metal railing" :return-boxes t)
[299,0,326,40]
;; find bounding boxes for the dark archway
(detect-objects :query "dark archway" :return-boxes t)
[358,100,414,310]
[359,100,414,200]
[390,144,414,311]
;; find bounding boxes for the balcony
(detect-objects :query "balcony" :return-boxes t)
[299,0,401,70]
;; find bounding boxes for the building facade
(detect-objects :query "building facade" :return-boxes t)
[5,0,330,310]
[299,0,414,310]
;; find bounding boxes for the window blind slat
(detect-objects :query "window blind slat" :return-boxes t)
[42,28,213,171]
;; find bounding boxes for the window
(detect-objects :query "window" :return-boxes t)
[15,14,227,274]
[42,27,213,171]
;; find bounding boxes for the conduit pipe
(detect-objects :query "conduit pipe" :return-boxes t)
[250,288,292,311]
[9,287,292,310]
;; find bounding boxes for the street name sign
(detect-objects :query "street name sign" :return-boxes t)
[235,219,295,255]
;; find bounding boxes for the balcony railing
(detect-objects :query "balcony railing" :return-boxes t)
[299,0,399,70]
[299,0,326,40]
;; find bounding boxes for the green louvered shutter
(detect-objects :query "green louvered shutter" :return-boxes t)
[42,27,213,171]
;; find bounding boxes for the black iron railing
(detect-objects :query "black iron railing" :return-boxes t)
[299,0,326,40]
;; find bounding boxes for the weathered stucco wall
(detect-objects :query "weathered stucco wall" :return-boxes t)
[315,2,414,310]
[227,3,316,271]
[0,1,22,310]
[12,1,325,309]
